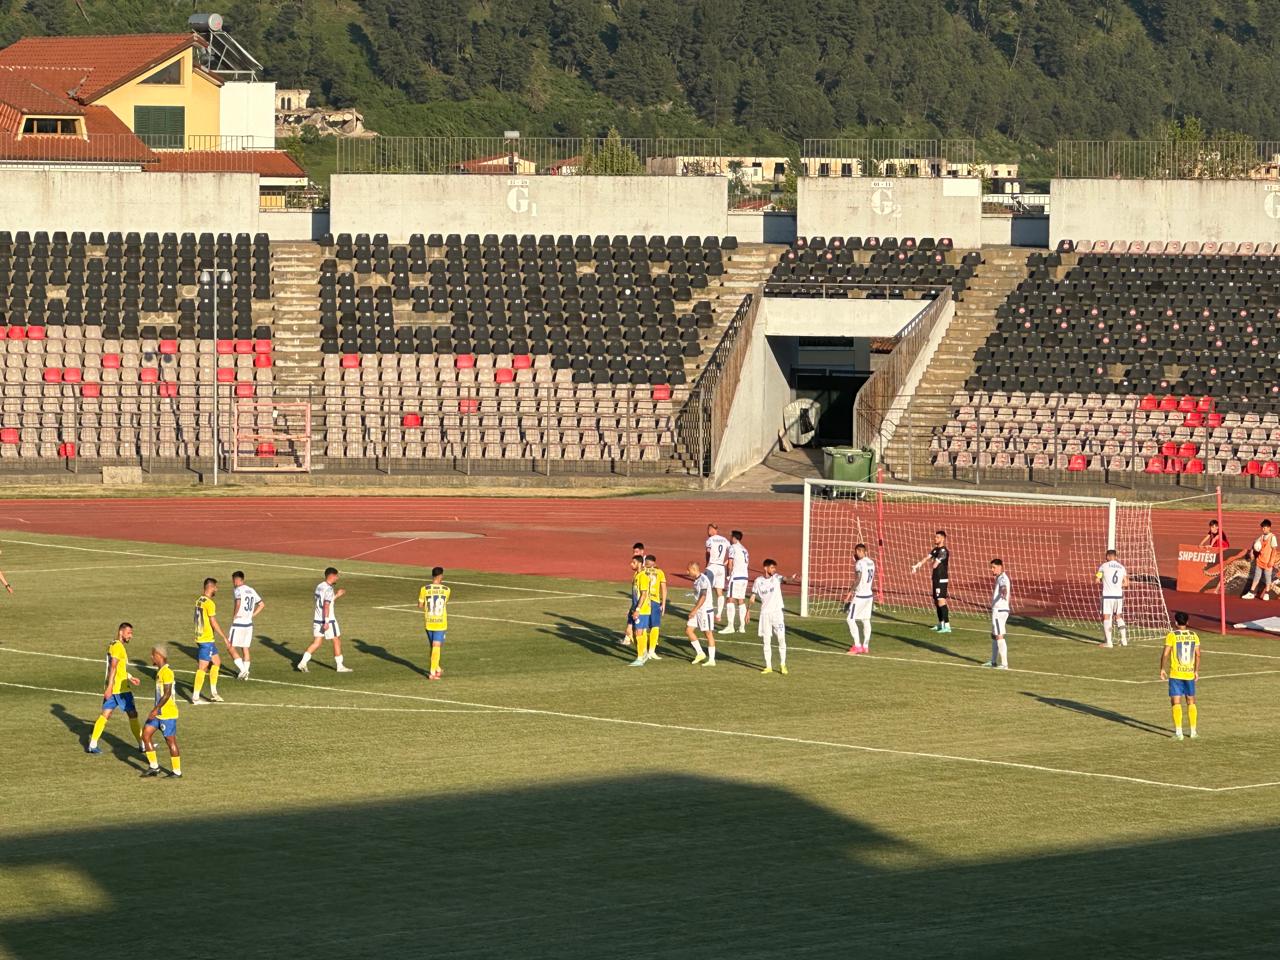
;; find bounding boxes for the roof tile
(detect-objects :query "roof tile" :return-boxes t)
[0,34,200,102]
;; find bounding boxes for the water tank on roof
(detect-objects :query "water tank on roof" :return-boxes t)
[188,13,224,32]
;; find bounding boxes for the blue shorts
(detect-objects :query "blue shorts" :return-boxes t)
[145,717,178,737]
[1168,678,1196,698]
[103,692,135,713]
[648,606,662,628]
[426,629,446,644]
[196,641,218,663]
[626,602,638,629]
[634,611,652,631]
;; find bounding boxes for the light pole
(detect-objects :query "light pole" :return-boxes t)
[201,267,231,486]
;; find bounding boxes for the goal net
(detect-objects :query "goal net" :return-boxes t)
[801,480,1170,638]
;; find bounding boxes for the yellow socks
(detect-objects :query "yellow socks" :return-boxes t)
[1173,704,1183,731]
[193,669,207,697]
[650,627,660,652]
[145,749,158,769]
[208,663,220,692]
[171,756,182,776]
[89,715,108,745]
[430,645,441,674]
[129,715,142,744]
[1188,703,1198,730]
[635,631,649,659]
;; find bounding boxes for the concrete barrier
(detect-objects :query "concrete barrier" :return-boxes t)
[981,213,1049,248]
[726,210,796,244]
[797,177,983,248]
[331,175,729,241]
[710,326,796,486]
[0,170,260,235]
[762,297,926,338]
[1051,179,1280,246]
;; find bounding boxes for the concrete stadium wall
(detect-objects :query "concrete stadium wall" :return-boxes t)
[726,210,797,244]
[0,171,260,235]
[762,297,926,338]
[980,213,1049,248]
[797,178,983,248]
[711,327,795,486]
[1051,179,1280,246]
[330,175,729,241]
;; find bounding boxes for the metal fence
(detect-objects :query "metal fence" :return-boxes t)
[1057,140,1280,180]
[801,139,978,178]
[335,137,724,176]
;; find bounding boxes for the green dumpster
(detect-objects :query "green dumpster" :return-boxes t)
[823,446,876,483]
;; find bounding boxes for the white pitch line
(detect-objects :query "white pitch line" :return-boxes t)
[2,560,212,575]
[0,681,500,714]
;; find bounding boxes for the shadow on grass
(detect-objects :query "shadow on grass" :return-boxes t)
[1022,692,1171,737]
[3,772,1280,959]
[49,702,144,769]
[894,632,984,662]
[353,638,431,679]
[541,614,633,661]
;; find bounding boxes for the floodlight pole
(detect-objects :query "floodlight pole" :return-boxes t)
[201,267,230,486]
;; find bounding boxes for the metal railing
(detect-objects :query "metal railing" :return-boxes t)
[335,137,723,176]
[1057,140,1280,180]
[801,139,978,178]
[763,281,952,300]
[674,294,757,477]
[852,289,953,454]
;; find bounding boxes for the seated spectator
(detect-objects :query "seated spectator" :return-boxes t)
[1199,519,1229,550]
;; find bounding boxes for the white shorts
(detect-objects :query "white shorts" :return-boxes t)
[688,607,715,633]
[1101,598,1124,617]
[228,624,254,648]
[313,618,341,640]
[729,579,748,600]
[849,596,874,622]
[757,612,785,639]
[991,610,1009,636]
[706,564,727,590]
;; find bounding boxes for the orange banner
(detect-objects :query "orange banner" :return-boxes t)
[1176,544,1249,593]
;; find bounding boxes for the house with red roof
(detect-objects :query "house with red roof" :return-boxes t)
[0,28,306,206]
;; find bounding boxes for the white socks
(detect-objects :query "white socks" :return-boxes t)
[763,640,772,669]
[716,596,725,619]
[707,645,716,664]
[1117,620,1127,645]
[1103,620,1113,645]
[991,637,1008,667]
[735,603,748,631]
[691,639,704,657]
[777,633,786,667]
[299,651,312,667]
[334,655,345,669]
[847,619,871,649]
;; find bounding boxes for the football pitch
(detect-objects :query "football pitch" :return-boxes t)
[2,531,1280,959]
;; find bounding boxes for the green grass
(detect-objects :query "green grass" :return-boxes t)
[2,532,1280,959]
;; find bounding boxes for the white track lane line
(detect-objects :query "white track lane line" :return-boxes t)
[3,644,1274,792]
[343,537,419,562]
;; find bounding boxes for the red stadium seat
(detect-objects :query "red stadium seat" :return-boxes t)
[159,339,178,356]
[216,368,236,383]
[494,367,515,384]
[101,353,121,369]
[158,383,178,398]
[512,354,532,370]
[62,368,82,383]
[1185,458,1205,475]
[1158,395,1178,412]
[253,355,272,369]
[216,339,236,355]
[254,339,272,355]
[58,442,76,459]
[1165,457,1184,474]
[1144,456,1165,474]
[1184,412,1204,428]
[1264,462,1280,479]
[652,384,672,401]
[0,428,18,444]
[458,397,479,414]
[26,326,45,341]
[455,354,476,369]
[139,368,159,384]
[1178,442,1199,458]
[81,383,100,398]
[1207,413,1224,428]
[1246,459,1264,476]
[1067,454,1087,471]
[1160,441,1177,457]
[256,442,276,458]
[41,368,62,383]
[1139,394,1158,411]
[401,413,422,428]
[5,326,24,341]
[1196,396,1214,412]
[234,340,253,355]
[340,354,360,369]
[234,383,254,399]
[1177,396,1197,413]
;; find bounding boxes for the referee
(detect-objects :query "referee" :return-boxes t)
[913,530,951,633]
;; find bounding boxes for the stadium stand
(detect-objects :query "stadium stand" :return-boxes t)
[924,247,1280,477]
[763,235,980,298]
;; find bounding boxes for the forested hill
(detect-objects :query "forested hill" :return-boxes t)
[5,0,1280,156]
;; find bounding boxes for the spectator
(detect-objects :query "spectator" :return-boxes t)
[1199,519,1229,550]
[1242,519,1278,600]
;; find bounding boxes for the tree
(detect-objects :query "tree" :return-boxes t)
[579,127,644,175]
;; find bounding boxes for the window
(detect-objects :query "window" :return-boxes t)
[134,106,185,149]
[140,60,182,85]
[21,117,79,135]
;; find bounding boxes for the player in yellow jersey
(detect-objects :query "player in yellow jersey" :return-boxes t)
[141,645,182,778]
[191,577,227,704]
[417,566,451,681]
[86,622,142,754]
[628,559,653,667]
[643,554,667,663]
[1159,611,1201,741]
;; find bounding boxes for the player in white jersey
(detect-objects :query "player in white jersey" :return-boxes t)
[725,530,750,633]
[985,558,1010,669]
[228,570,265,679]
[747,558,788,675]
[1096,548,1130,648]
[844,543,876,655]
[704,523,731,624]
[297,566,350,673]
[685,561,717,666]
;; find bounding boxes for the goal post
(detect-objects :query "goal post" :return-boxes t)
[800,479,1169,637]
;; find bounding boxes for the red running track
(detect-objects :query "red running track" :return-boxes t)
[0,496,1268,633]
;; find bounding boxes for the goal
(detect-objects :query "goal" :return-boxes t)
[800,480,1170,637]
